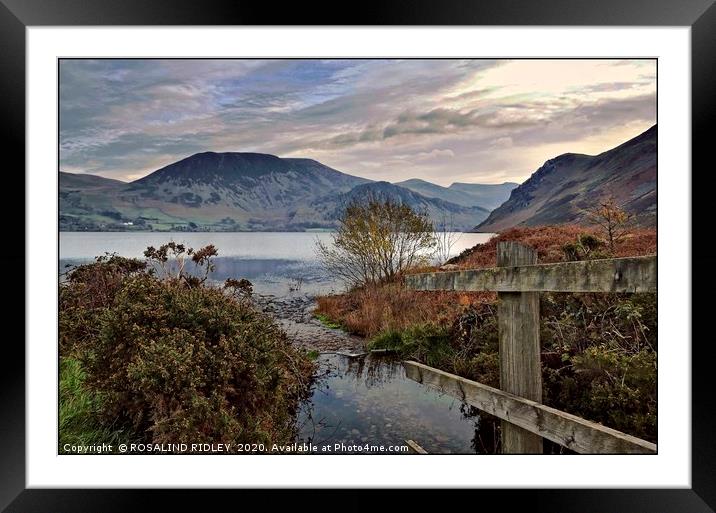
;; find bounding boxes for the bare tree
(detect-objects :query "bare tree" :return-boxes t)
[583,197,634,251]
[433,213,462,265]
[316,196,435,288]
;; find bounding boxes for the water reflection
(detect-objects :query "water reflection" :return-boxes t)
[297,354,498,454]
[59,256,338,296]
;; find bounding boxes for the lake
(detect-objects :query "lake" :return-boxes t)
[59,231,495,295]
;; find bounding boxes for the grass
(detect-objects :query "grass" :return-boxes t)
[59,358,131,451]
[315,282,490,338]
[313,313,344,330]
[369,324,455,369]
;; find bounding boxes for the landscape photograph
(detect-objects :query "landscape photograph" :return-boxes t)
[59,58,657,455]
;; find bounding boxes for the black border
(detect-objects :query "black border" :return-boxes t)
[2,0,714,510]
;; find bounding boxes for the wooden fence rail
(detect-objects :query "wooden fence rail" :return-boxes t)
[405,254,657,293]
[404,241,657,454]
[403,361,656,454]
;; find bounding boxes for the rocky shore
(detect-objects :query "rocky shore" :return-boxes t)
[253,294,365,352]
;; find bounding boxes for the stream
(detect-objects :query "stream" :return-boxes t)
[296,353,497,454]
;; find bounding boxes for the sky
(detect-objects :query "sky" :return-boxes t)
[59,59,656,186]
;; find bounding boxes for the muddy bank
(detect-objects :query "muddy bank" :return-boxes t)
[253,294,365,352]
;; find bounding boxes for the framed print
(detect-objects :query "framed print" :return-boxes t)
[2,0,714,510]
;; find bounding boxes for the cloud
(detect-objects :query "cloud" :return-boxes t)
[59,59,656,185]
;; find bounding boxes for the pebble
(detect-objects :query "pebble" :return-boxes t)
[251,293,365,352]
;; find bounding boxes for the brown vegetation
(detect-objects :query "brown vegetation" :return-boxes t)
[314,225,658,442]
[449,225,656,269]
[316,285,493,339]
[583,197,635,251]
[316,225,657,339]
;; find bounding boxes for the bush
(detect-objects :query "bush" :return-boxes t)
[316,196,435,288]
[442,291,658,442]
[540,291,657,441]
[59,254,148,355]
[561,233,609,261]
[60,246,314,449]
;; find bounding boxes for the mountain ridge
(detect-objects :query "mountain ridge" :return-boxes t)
[60,152,492,232]
[474,125,657,232]
[290,181,490,231]
[395,178,517,210]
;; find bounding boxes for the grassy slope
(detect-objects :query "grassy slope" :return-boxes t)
[476,126,656,232]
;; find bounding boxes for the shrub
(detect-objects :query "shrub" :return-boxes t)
[540,291,657,441]
[316,196,435,288]
[561,233,609,261]
[583,196,635,251]
[59,254,148,355]
[60,246,314,449]
[370,324,455,369]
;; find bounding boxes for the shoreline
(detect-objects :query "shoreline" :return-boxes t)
[253,294,365,353]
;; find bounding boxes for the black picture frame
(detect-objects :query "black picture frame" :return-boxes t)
[2,1,713,510]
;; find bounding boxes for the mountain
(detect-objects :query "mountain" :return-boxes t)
[123,152,370,230]
[395,179,484,207]
[447,182,519,210]
[60,171,126,189]
[60,171,131,230]
[395,179,517,210]
[59,153,488,232]
[474,125,657,233]
[291,181,490,231]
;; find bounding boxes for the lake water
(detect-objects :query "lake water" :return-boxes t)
[59,231,495,295]
[298,354,496,454]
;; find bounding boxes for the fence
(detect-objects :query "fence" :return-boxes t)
[404,241,657,454]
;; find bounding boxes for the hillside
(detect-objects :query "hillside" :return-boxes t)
[60,153,370,231]
[59,153,490,232]
[396,179,517,210]
[59,171,126,189]
[474,125,657,232]
[291,181,490,232]
[447,182,518,210]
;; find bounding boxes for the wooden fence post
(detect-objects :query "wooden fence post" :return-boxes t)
[497,241,543,454]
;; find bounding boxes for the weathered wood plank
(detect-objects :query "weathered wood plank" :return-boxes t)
[497,242,542,454]
[403,361,657,454]
[405,439,428,454]
[405,255,656,293]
